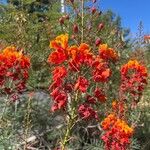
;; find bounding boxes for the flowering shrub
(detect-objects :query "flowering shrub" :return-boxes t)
[48,34,117,112]
[47,34,148,149]
[0,46,30,100]
[0,0,149,149]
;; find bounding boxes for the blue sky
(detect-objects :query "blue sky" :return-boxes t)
[98,0,150,36]
[1,0,149,36]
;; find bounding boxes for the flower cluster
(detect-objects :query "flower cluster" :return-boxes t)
[101,114,133,150]
[120,60,148,104]
[0,46,30,100]
[48,34,118,118]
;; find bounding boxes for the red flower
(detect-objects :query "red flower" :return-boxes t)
[64,83,73,93]
[77,43,94,65]
[52,66,67,81]
[94,88,107,102]
[48,34,69,65]
[47,51,67,64]
[78,103,98,120]
[20,57,30,69]
[99,44,118,62]
[50,88,59,99]
[112,100,125,114]
[51,89,67,112]
[92,59,111,82]
[74,76,89,92]
[93,68,111,82]
[86,95,96,104]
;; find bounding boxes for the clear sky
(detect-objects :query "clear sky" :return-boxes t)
[98,0,150,36]
[1,0,149,36]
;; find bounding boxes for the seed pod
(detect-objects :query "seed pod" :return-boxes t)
[98,23,104,30]
[88,24,92,31]
[95,38,102,46]
[65,14,70,20]
[73,24,79,33]
[98,11,102,16]
[92,0,97,3]
[70,0,74,3]
[71,34,75,40]
[59,17,64,25]
[91,7,96,14]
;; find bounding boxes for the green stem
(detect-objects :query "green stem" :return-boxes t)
[61,118,74,150]
[81,0,84,43]
[61,92,79,150]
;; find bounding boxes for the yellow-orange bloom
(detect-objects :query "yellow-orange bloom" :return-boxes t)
[101,114,133,136]
[112,100,117,110]
[68,45,78,59]
[101,113,116,130]
[50,34,69,50]
[2,46,30,64]
[121,60,147,76]
[99,44,118,61]
[115,119,133,136]
[79,43,90,53]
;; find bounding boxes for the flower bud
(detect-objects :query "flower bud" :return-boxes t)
[71,34,75,40]
[88,24,92,31]
[70,0,74,3]
[98,23,104,30]
[91,7,96,14]
[59,17,64,25]
[98,11,102,16]
[65,14,70,20]
[95,38,102,46]
[92,0,96,3]
[73,24,79,33]
[64,83,73,93]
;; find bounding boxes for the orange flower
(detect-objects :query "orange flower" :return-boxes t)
[99,44,118,61]
[48,34,69,64]
[74,76,89,93]
[101,113,116,130]
[68,45,78,59]
[92,59,111,82]
[3,46,16,53]
[52,66,67,81]
[78,43,90,53]
[114,119,133,136]
[112,100,117,109]
[94,88,107,102]
[47,51,67,64]
[50,34,68,50]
